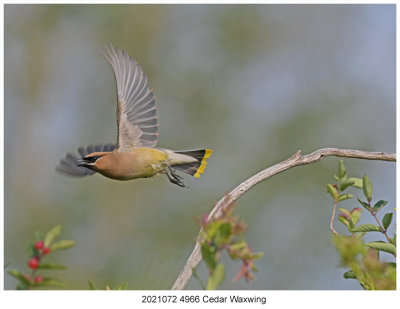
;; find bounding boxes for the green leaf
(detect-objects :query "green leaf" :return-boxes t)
[50,240,75,251]
[338,208,350,217]
[390,234,396,246]
[338,160,347,179]
[348,177,363,189]
[334,175,339,181]
[362,175,373,203]
[215,223,232,246]
[229,240,247,251]
[365,242,396,256]
[384,262,396,269]
[201,243,217,270]
[206,263,225,290]
[382,212,393,230]
[372,200,388,213]
[350,224,382,233]
[326,184,338,201]
[218,223,231,238]
[338,194,353,202]
[350,208,363,225]
[343,269,356,279]
[8,269,31,286]
[338,215,350,228]
[41,277,66,288]
[44,225,62,247]
[357,197,370,211]
[37,263,67,270]
[88,280,97,290]
[339,179,354,192]
[205,221,223,240]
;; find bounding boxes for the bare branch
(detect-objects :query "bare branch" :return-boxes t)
[171,148,395,290]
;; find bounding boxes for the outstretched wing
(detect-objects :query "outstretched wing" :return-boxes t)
[103,43,159,152]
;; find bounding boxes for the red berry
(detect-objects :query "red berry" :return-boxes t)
[34,240,44,250]
[28,257,39,269]
[24,275,31,282]
[34,275,44,284]
[42,247,51,255]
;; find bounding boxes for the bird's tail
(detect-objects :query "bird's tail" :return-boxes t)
[173,149,213,178]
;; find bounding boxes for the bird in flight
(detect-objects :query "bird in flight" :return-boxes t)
[56,43,212,187]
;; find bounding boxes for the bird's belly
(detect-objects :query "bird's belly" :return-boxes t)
[98,148,167,181]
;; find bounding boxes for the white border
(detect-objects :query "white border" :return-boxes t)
[1,1,398,308]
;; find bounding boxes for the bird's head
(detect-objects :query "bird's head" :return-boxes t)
[77,152,109,170]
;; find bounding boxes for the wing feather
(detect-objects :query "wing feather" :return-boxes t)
[103,43,158,151]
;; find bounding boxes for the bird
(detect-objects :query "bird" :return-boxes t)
[56,43,212,187]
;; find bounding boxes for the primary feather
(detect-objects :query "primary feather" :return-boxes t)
[102,43,159,151]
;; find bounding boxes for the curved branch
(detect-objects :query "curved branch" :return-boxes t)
[171,148,395,290]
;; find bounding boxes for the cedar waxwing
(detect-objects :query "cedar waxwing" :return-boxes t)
[56,43,212,187]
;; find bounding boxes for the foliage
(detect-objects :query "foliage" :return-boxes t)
[197,195,263,290]
[327,160,396,290]
[7,225,75,289]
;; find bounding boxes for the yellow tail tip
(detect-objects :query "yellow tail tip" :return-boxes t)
[194,149,213,178]
[204,149,213,158]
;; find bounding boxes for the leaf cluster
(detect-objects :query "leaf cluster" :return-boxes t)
[198,196,263,289]
[326,160,396,290]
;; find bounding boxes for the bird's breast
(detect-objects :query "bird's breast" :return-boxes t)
[96,148,167,180]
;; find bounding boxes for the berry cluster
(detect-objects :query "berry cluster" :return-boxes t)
[28,241,51,268]
[8,224,75,289]
[24,274,44,284]
[25,240,51,285]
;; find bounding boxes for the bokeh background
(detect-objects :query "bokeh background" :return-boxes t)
[4,4,395,290]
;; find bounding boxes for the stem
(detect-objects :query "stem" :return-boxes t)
[29,252,43,288]
[369,208,392,244]
[367,205,395,257]
[30,269,37,284]
[192,267,206,290]
[330,199,339,236]
[330,186,341,235]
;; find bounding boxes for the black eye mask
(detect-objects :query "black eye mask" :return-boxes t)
[83,155,102,163]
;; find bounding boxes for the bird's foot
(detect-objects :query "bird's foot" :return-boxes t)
[165,165,186,187]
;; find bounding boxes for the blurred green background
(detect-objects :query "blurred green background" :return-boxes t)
[4,4,395,290]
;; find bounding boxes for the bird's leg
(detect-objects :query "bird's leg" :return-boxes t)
[165,165,186,187]
[169,166,183,180]
[165,171,186,187]
[166,164,183,180]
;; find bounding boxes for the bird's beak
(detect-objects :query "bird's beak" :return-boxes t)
[77,159,92,167]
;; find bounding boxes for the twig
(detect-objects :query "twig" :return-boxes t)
[171,148,395,290]
[368,207,392,245]
[330,199,339,236]
[191,267,206,290]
